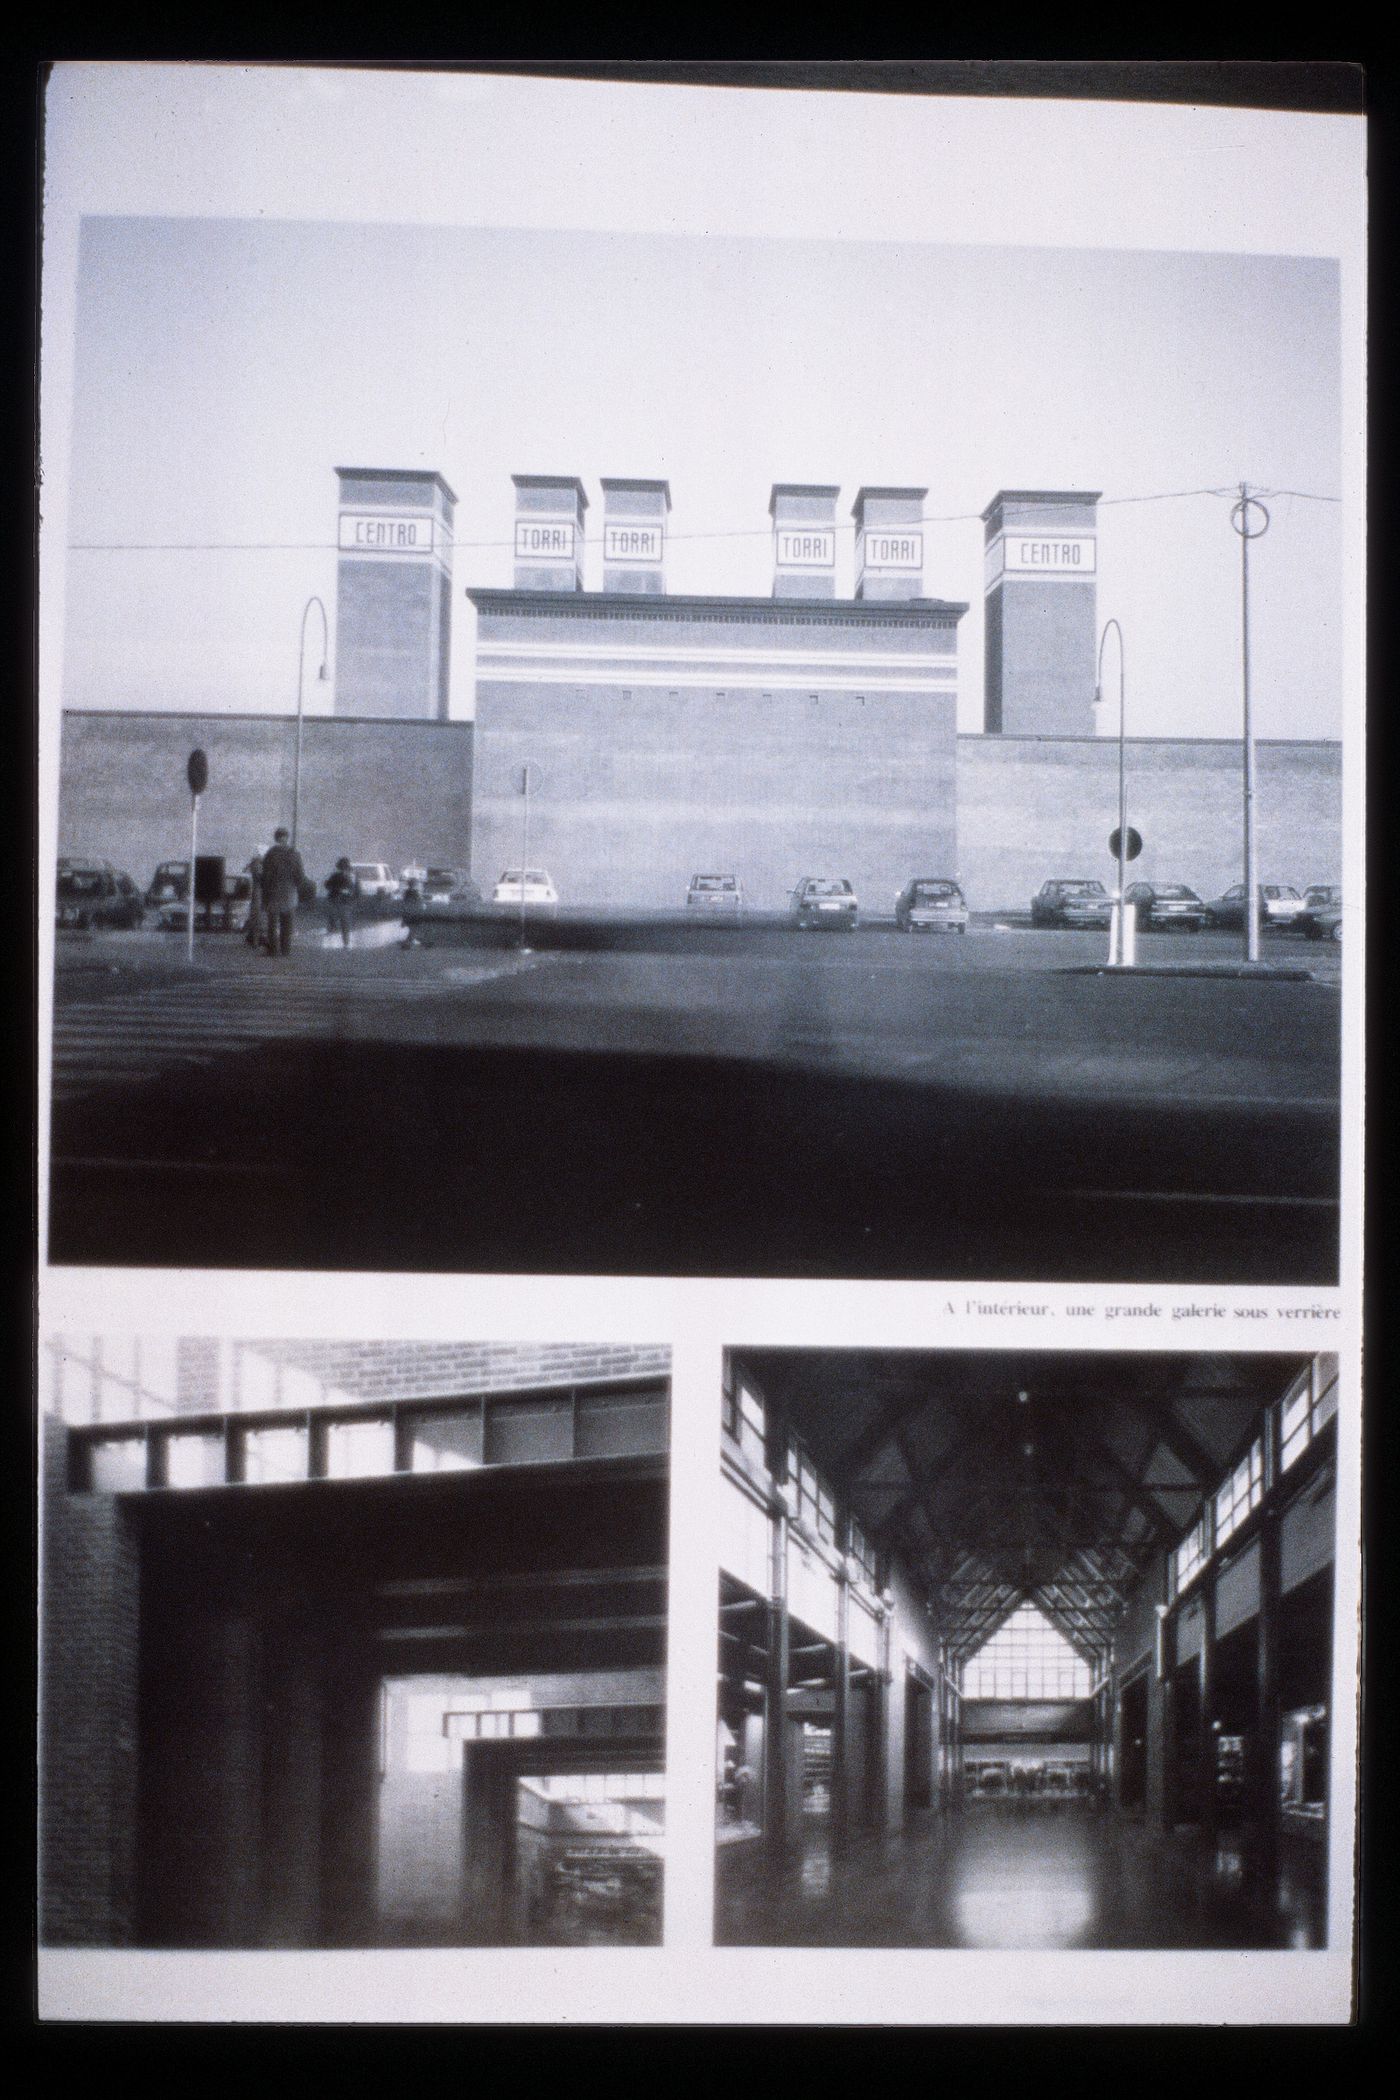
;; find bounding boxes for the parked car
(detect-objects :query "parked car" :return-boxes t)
[146,858,191,908]
[790,876,858,929]
[1123,881,1207,933]
[56,858,146,930]
[1030,878,1113,929]
[154,871,252,933]
[686,873,744,915]
[492,867,559,910]
[1204,882,1306,931]
[420,867,483,908]
[1303,900,1342,942]
[349,861,400,898]
[1298,884,1342,939]
[895,876,968,934]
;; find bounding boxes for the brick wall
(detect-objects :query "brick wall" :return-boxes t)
[56,711,474,895]
[244,1340,670,1405]
[56,708,1341,927]
[48,1337,672,1426]
[990,576,1098,736]
[956,734,1341,912]
[472,683,958,912]
[335,558,449,721]
[39,1416,141,1944]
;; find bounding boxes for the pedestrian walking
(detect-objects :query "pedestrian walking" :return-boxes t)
[325,856,357,948]
[244,853,266,950]
[401,874,424,948]
[260,827,306,957]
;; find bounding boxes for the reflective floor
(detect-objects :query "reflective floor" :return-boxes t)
[716,1803,1327,1949]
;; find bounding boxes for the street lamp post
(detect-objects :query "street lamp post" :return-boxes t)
[293,595,330,848]
[1095,618,1130,967]
[515,761,539,952]
[1230,486,1270,963]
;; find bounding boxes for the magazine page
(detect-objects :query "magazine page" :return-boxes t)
[36,62,1364,2025]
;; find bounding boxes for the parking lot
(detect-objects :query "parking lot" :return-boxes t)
[47,912,1341,1284]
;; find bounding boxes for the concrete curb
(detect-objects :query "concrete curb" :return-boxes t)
[1061,963,1317,982]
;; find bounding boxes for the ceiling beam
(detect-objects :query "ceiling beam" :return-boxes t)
[1138,1398,1230,1486]
[833,1383,942,1478]
[1058,1413,1177,1544]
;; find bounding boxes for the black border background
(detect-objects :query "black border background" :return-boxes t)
[12,50,1385,2055]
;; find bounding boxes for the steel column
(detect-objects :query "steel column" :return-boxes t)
[763,1503,791,1860]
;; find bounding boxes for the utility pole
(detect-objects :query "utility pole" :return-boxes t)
[1230,486,1270,963]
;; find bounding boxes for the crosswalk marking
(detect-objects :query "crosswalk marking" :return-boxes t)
[49,959,537,1105]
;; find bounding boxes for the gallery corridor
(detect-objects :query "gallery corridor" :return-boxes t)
[717,1799,1327,1950]
[716,1348,1339,1952]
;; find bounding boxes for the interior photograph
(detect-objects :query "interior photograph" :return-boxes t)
[716,1345,1339,1950]
[40,1336,671,1950]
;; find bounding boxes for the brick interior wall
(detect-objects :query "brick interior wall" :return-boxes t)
[57,712,473,895]
[472,683,959,912]
[166,1340,672,1419]
[47,1338,672,1425]
[40,1416,141,1945]
[956,735,1341,912]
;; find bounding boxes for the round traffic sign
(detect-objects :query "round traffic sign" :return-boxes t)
[187,748,209,796]
[1108,826,1142,863]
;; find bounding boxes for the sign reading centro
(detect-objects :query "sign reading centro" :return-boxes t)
[1002,533,1096,576]
[338,510,438,555]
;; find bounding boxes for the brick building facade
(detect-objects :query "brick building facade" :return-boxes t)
[53,478,1342,913]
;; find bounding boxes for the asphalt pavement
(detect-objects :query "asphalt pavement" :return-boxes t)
[46,919,1340,1283]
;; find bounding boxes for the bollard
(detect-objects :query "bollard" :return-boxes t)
[1108,899,1137,969]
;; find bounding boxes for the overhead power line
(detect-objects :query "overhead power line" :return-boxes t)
[66,483,1341,553]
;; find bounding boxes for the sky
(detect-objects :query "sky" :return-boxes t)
[49,74,1353,741]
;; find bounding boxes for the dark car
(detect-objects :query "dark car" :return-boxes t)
[1204,882,1306,931]
[154,872,252,932]
[895,877,968,934]
[420,867,483,908]
[1298,884,1342,939]
[146,858,191,908]
[56,858,145,931]
[1030,878,1113,929]
[790,876,858,929]
[1123,881,1207,932]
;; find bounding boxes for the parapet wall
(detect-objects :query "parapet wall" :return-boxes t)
[472,682,959,913]
[56,712,474,893]
[956,734,1341,913]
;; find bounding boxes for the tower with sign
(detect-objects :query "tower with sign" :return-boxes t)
[981,489,1100,735]
[511,475,587,592]
[852,486,928,602]
[333,467,456,718]
[600,479,670,595]
[770,484,840,599]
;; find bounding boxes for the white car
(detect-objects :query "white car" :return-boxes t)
[350,862,400,898]
[492,867,559,910]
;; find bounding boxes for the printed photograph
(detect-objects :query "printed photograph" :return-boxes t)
[45,206,1343,1283]
[40,1336,671,1949]
[715,1346,1342,1949]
